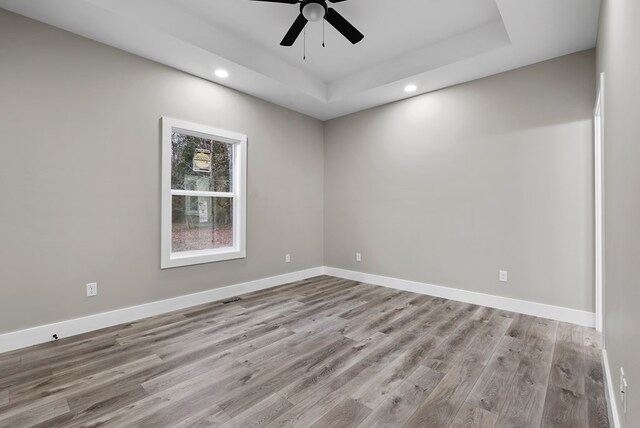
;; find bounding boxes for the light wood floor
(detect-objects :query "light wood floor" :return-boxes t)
[0,276,609,427]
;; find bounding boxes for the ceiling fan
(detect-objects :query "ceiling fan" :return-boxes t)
[250,0,364,47]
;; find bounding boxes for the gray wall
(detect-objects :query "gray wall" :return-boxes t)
[324,50,596,312]
[0,9,324,333]
[597,0,640,426]
[0,7,599,338]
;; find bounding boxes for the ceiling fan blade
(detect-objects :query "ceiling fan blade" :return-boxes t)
[249,0,299,3]
[328,0,349,2]
[280,13,308,46]
[325,8,364,44]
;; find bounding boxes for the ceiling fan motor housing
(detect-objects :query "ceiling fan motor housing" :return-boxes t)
[301,0,327,22]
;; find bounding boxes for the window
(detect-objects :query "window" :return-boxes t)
[161,117,246,268]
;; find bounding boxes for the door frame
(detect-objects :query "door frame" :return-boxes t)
[594,72,605,337]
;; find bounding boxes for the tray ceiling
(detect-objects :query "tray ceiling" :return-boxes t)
[0,0,600,120]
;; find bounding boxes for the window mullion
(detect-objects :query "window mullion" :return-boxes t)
[170,189,234,198]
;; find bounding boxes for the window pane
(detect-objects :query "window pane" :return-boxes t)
[171,195,234,252]
[171,132,234,193]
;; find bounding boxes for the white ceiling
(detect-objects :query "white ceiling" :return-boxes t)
[169,0,503,83]
[0,0,600,120]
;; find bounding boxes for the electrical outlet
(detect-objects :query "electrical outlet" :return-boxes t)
[499,270,508,282]
[285,254,291,263]
[86,282,98,297]
[356,252,362,262]
[621,368,628,414]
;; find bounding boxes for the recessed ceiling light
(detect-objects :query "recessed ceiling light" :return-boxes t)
[214,69,229,78]
[404,84,417,93]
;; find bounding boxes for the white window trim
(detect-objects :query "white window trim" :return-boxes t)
[161,117,247,269]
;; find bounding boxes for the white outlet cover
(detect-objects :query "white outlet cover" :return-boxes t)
[623,377,628,414]
[86,282,98,297]
[620,368,628,414]
[285,254,291,263]
[499,271,508,282]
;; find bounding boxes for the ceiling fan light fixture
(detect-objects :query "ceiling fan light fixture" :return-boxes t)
[302,1,326,22]
[257,0,364,47]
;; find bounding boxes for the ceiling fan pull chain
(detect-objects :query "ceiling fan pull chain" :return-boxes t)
[323,19,325,47]
[303,26,306,60]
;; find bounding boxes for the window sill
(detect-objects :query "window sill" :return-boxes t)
[161,248,246,269]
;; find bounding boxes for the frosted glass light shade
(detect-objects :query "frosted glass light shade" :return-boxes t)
[303,2,326,22]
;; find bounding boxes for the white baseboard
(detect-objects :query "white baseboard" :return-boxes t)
[0,265,597,354]
[602,349,622,428]
[324,267,596,327]
[0,267,324,354]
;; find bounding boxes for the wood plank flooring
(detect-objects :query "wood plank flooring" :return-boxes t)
[0,275,610,427]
